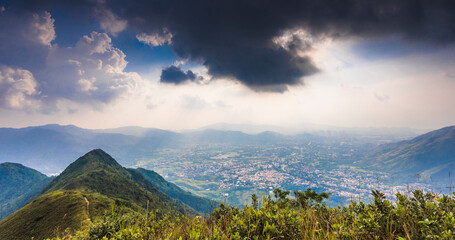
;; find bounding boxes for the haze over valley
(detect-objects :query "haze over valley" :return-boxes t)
[1,124,451,209]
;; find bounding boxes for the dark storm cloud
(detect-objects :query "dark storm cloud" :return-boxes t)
[160,66,199,84]
[111,0,455,91]
[6,0,455,92]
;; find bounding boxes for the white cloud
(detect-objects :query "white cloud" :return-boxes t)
[180,95,209,109]
[75,31,113,55]
[374,93,390,101]
[137,29,173,47]
[0,65,40,110]
[0,11,56,71]
[95,8,127,37]
[29,11,55,46]
[43,32,142,104]
[0,9,143,112]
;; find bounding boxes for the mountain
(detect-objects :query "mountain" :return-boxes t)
[0,124,421,175]
[365,126,455,183]
[93,126,171,137]
[195,122,300,135]
[40,149,190,214]
[0,125,291,174]
[131,168,218,213]
[0,149,193,240]
[0,125,134,174]
[0,163,52,220]
[196,122,426,140]
[0,190,115,240]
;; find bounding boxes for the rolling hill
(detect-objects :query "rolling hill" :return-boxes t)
[365,126,455,183]
[0,149,196,239]
[0,162,52,220]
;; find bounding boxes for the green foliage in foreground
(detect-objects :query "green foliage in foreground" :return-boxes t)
[51,188,455,240]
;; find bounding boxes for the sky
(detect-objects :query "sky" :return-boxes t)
[0,0,454,131]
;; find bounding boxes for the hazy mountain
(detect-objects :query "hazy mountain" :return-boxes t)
[0,163,52,220]
[0,149,193,240]
[0,125,293,174]
[0,124,428,175]
[93,126,170,137]
[195,122,300,135]
[365,126,455,183]
[0,125,137,174]
[195,122,426,141]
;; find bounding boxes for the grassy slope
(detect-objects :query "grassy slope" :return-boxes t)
[0,162,52,220]
[0,149,199,239]
[0,191,102,240]
[131,168,218,213]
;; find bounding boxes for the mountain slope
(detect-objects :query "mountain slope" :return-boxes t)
[0,149,192,239]
[366,126,455,182]
[0,190,114,240]
[41,149,190,214]
[131,168,218,213]
[0,162,52,220]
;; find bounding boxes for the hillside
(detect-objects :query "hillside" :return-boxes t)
[365,126,455,183]
[0,162,52,220]
[0,149,193,239]
[0,190,115,240]
[40,149,190,213]
[131,168,218,213]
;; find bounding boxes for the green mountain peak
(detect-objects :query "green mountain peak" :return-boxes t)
[1,149,194,239]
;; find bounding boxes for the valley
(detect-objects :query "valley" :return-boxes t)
[0,124,453,210]
[134,143,431,206]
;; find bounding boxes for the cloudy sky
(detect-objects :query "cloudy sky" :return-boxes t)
[0,0,454,131]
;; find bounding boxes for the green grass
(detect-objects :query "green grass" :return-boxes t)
[0,191,90,240]
[51,188,455,240]
[0,149,198,239]
[41,149,193,216]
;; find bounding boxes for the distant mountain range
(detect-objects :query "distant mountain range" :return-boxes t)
[195,122,427,138]
[0,124,425,174]
[0,149,216,240]
[0,124,314,174]
[365,126,455,184]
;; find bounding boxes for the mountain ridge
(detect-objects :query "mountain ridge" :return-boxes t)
[0,149,201,239]
[365,125,455,183]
